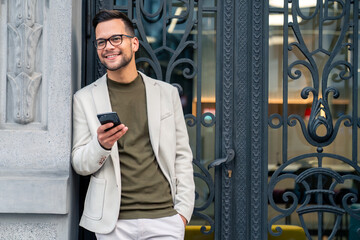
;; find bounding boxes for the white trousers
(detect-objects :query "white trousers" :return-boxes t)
[95,214,185,240]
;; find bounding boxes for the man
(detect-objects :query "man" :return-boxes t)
[71,10,195,239]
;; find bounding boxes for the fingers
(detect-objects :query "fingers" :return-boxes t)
[98,122,115,132]
[97,124,128,149]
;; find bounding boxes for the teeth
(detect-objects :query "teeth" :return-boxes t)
[106,55,118,58]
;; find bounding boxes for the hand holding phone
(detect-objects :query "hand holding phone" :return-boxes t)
[97,112,127,150]
[97,112,121,131]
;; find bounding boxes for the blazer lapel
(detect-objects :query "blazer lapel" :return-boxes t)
[91,74,121,187]
[92,75,112,114]
[141,72,161,159]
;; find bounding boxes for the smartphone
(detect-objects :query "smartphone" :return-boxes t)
[97,112,121,131]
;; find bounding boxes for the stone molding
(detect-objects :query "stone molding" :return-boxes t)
[7,0,43,124]
[0,0,75,238]
[0,173,68,214]
[0,0,71,215]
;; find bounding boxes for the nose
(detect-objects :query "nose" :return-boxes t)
[104,39,115,50]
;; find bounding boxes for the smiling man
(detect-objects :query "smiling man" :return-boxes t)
[71,10,195,240]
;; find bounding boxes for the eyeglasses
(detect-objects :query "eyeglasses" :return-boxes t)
[94,34,134,50]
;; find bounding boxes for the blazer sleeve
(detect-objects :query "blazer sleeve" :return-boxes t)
[171,87,195,222]
[71,93,111,176]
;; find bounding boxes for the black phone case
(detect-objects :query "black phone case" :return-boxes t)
[97,112,121,131]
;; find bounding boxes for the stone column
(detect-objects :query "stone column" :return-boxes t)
[0,0,77,239]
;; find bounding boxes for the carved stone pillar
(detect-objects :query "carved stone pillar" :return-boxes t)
[7,0,43,124]
[0,0,78,239]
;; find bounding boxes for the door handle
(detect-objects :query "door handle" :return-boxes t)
[208,149,235,177]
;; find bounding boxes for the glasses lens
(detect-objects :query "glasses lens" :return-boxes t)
[96,40,106,49]
[110,35,123,46]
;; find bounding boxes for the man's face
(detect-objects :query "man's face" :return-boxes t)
[95,19,137,71]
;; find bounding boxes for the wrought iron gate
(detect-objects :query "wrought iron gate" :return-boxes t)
[268,0,360,239]
[81,0,272,239]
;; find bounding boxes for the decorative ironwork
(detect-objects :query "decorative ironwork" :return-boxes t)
[134,0,197,83]
[268,0,360,239]
[251,0,266,239]
[221,0,235,239]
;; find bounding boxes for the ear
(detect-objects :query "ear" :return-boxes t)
[132,36,139,52]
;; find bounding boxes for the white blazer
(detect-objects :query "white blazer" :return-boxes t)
[71,72,195,234]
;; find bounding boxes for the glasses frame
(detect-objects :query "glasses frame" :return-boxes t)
[94,34,134,50]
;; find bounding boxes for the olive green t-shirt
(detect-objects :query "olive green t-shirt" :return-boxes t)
[107,74,176,219]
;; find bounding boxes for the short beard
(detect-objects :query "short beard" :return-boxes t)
[100,52,133,71]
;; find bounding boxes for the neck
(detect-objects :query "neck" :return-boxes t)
[107,63,138,84]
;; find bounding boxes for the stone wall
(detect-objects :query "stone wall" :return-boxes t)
[0,0,79,239]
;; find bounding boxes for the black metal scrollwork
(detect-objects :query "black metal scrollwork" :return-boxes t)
[185,112,217,234]
[192,158,215,234]
[268,154,360,239]
[269,0,360,238]
[134,0,197,82]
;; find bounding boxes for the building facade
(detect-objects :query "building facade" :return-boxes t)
[0,0,359,239]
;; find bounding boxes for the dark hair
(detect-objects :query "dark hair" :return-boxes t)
[92,10,135,36]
